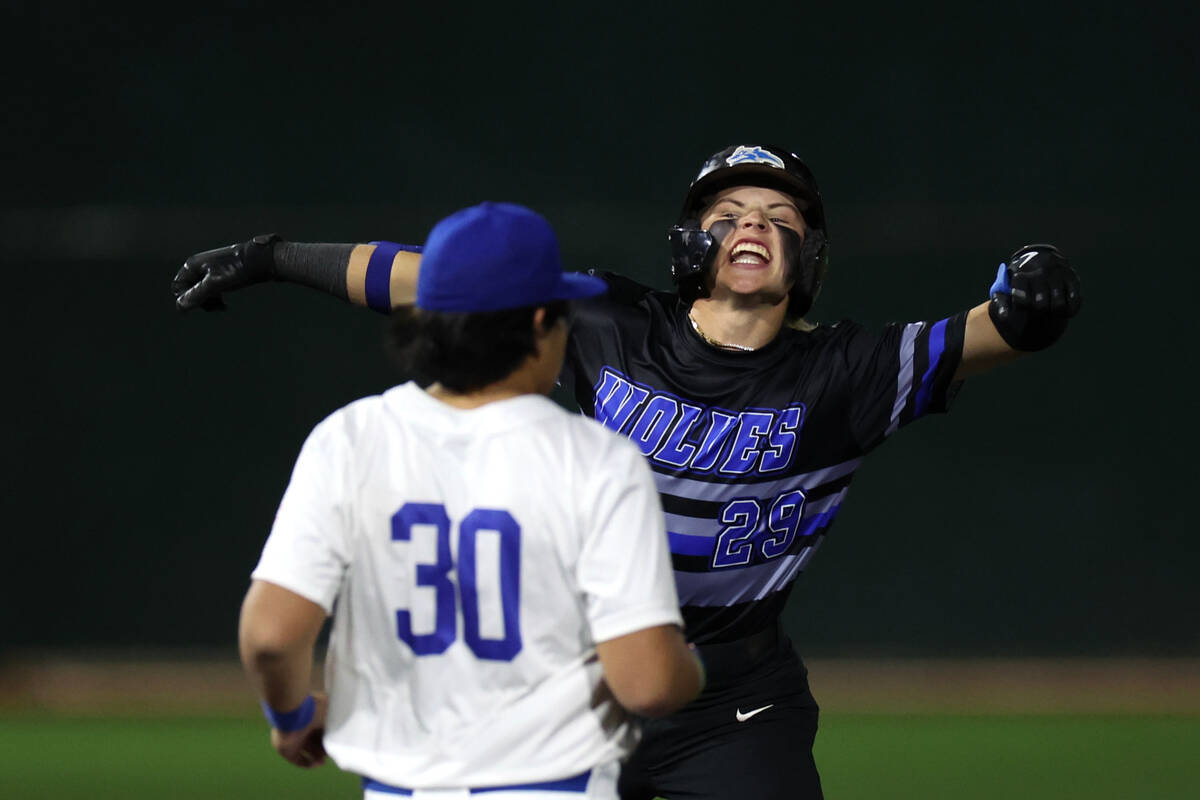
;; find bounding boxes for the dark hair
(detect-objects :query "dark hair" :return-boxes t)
[387,301,569,392]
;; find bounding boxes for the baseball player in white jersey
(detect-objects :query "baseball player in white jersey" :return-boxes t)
[238,201,706,799]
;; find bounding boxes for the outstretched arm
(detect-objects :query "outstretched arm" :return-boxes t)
[954,244,1082,381]
[172,235,421,313]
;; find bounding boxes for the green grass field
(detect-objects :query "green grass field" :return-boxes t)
[1,712,1196,799]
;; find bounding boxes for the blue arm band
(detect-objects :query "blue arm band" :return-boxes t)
[989,263,1010,296]
[260,694,315,732]
[365,241,424,313]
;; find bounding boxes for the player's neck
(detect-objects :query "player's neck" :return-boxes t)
[425,362,550,410]
[424,382,528,409]
[689,296,787,351]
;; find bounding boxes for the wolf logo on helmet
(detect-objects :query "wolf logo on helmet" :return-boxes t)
[669,143,829,319]
[723,145,787,169]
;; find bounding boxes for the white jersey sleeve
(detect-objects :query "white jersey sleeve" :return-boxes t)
[250,412,352,612]
[576,434,682,644]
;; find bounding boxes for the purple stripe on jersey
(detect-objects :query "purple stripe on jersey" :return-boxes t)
[364,241,423,313]
[796,505,841,538]
[675,541,825,606]
[652,457,862,504]
[914,318,949,418]
[757,542,822,596]
[668,531,716,557]
[886,322,922,437]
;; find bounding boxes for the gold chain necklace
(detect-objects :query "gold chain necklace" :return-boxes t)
[687,309,758,352]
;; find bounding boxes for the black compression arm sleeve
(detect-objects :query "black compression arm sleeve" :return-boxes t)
[272,242,356,300]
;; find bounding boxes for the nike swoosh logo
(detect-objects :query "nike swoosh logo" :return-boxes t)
[1011,251,1040,270]
[735,704,774,722]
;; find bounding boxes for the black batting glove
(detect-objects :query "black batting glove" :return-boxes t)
[987,244,1082,351]
[172,233,281,312]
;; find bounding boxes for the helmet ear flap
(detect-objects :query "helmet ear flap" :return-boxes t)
[678,276,710,305]
[669,224,716,303]
[800,228,828,282]
[786,228,828,320]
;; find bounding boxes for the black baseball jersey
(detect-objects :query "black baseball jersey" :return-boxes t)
[562,272,967,645]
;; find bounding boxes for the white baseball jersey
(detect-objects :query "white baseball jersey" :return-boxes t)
[251,381,683,791]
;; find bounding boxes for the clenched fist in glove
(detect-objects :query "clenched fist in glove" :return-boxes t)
[172,234,281,312]
[988,244,1082,351]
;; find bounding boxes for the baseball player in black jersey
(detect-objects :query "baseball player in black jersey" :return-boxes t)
[173,143,1081,799]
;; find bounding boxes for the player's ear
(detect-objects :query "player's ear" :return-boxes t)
[532,306,548,335]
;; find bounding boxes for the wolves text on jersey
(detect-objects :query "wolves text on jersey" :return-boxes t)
[592,367,806,478]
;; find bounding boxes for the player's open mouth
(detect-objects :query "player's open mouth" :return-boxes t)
[730,240,770,265]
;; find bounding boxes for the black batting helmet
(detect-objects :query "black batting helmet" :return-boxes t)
[669,144,829,318]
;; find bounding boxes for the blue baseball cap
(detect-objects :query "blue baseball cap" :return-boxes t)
[416,202,607,312]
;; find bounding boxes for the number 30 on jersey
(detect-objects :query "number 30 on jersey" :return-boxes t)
[391,502,522,661]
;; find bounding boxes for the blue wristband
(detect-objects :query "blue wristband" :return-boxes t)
[260,694,315,732]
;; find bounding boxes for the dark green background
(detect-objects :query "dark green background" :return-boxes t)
[6,2,1196,655]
